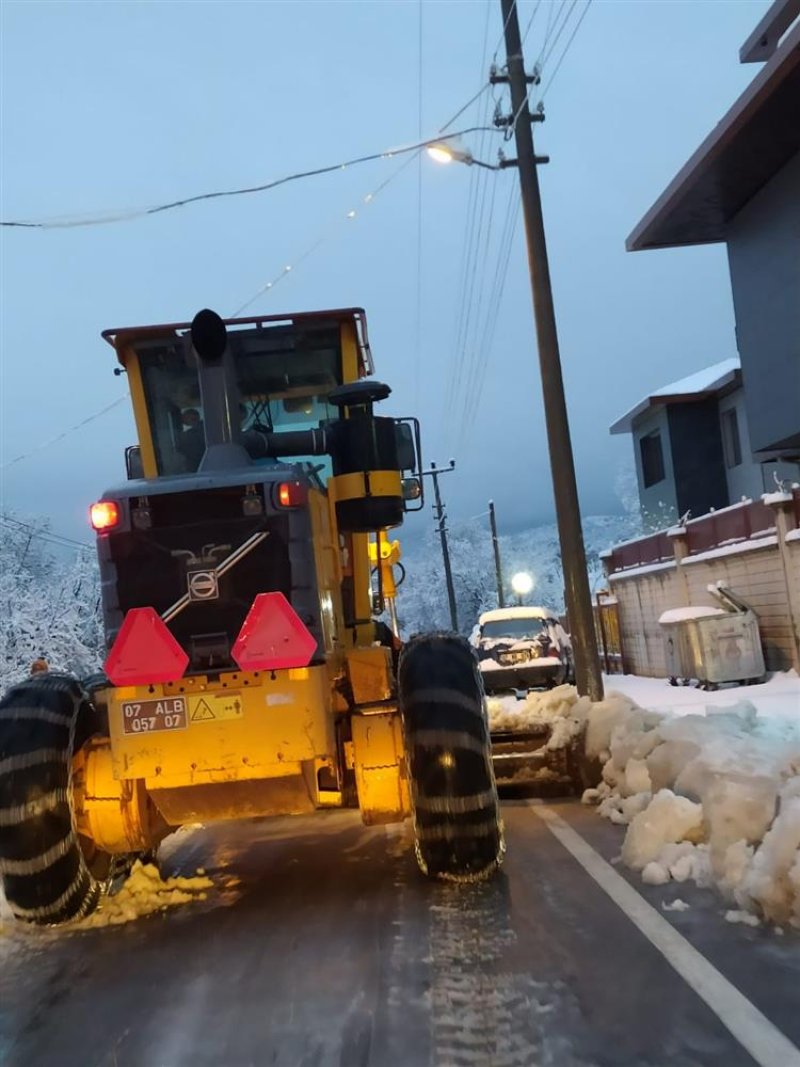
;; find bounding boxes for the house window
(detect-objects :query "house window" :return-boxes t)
[721,408,742,468]
[640,431,665,488]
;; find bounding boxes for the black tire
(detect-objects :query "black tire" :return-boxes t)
[0,674,101,924]
[399,634,504,881]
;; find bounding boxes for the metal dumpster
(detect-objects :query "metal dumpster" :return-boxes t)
[659,586,765,689]
[660,612,699,684]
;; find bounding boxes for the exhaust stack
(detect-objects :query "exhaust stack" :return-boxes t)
[190,309,251,472]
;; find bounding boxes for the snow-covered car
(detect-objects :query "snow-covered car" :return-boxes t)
[472,607,573,693]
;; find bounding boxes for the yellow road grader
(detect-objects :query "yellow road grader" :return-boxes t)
[0,308,504,923]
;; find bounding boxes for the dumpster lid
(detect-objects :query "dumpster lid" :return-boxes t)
[659,606,726,624]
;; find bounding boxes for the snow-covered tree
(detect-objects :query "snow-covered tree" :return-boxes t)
[0,517,103,690]
[397,512,640,637]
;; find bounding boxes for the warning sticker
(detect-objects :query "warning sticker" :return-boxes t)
[187,693,244,724]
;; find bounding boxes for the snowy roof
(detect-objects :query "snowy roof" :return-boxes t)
[479,606,554,624]
[609,357,741,435]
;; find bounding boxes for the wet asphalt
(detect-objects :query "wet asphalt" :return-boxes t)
[1,802,799,1067]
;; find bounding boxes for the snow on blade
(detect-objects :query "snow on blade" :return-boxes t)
[486,685,641,752]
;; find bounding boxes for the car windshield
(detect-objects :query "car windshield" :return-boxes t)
[481,617,549,640]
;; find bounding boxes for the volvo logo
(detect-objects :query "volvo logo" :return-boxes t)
[187,570,219,601]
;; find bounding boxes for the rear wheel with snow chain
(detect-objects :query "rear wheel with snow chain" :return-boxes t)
[0,674,104,924]
[399,634,504,881]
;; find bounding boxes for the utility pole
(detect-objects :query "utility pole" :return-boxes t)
[497,0,603,700]
[488,500,505,608]
[423,460,458,632]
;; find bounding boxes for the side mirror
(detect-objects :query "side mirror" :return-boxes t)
[125,446,143,480]
[402,477,422,501]
[394,417,424,512]
[395,422,416,471]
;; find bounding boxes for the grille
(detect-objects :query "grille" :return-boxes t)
[109,494,291,672]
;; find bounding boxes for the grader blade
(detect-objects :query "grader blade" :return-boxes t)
[489,724,583,798]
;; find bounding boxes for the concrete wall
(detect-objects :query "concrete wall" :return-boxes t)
[631,406,678,528]
[607,500,800,677]
[608,564,682,678]
[726,150,800,455]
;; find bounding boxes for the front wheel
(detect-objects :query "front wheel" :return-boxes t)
[399,634,504,881]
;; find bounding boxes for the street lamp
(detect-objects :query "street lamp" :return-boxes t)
[426,139,519,172]
[511,571,534,605]
[425,140,473,166]
[421,0,604,703]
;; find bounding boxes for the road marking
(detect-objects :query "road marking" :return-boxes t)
[529,804,800,1067]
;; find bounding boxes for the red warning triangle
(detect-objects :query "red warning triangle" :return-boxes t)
[105,608,189,686]
[232,592,317,672]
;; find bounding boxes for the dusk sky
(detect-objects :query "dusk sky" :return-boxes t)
[0,0,767,544]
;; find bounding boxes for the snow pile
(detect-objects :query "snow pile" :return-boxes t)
[486,685,640,752]
[78,861,213,928]
[582,672,800,926]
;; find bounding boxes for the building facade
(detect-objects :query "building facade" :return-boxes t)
[627,0,800,485]
[609,359,786,526]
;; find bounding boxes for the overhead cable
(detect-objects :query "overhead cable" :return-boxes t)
[1,515,93,553]
[1,128,494,231]
[537,0,593,102]
[231,151,419,317]
[0,396,128,471]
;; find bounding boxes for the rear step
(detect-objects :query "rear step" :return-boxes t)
[489,726,582,798]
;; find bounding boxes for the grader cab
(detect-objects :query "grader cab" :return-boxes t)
[0,308,503,924]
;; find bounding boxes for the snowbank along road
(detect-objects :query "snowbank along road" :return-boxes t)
[2,800,800,1067]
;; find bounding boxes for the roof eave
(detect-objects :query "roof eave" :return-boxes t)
[626,22,800,252]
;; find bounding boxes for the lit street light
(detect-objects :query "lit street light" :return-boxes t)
[511,571,534,605]
[425,141,468,165]
[426,139,513,171]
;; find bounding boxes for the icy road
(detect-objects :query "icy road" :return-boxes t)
[2,804,800,1067]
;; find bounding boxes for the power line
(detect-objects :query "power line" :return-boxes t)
[0,515,93,553]
[492,0,518,62]
[438,83,491,134]
[509,0,581,133]
[444,0,494,446]
[0,395,128,471]
[537,0,593,102]
[536,0,559,68]
[458,190,521,450]
[521,0,543,45]
[1,128,494,231]
[539,0,580,70]
[452,165,501,448]
[454,185,519,454]
[231,151,419,317]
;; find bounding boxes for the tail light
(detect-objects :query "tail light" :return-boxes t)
[90,501,120,532]
[276,481,306,508]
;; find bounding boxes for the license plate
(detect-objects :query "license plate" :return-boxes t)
[121,696,188,735]
[500,652,531,665]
